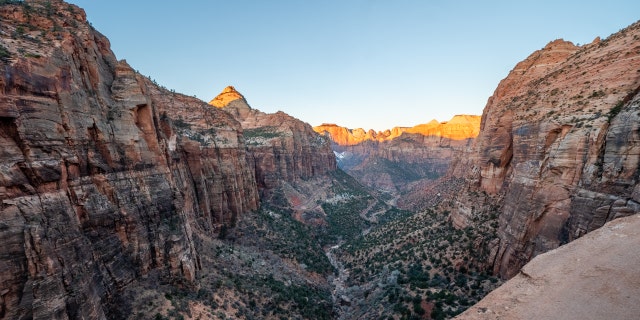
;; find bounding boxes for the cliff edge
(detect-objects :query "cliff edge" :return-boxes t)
[0,1,258,318]
[456,214,640,320]
[451,23,640,277]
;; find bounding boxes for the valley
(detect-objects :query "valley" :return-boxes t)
[0,1,639,319]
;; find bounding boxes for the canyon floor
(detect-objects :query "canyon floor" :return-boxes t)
[1,2,640,320]
[110,171,503,320]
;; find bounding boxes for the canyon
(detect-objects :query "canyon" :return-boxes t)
[0,0,639,319]
[309,17,640,319]
[449,28,640,278]
[314,115,480,209]
[0,1,340,318]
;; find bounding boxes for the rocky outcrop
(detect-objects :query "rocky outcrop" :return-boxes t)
[314,115,480,146]
[209,86,337,191]
[456,213,640,320]
[451,22,640,277]
[313,116,480,199]
[0,1,258,318]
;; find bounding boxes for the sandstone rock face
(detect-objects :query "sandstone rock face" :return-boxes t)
[209,86,337,191]
[208,85,246,108]
[313,116,480,202]
[455,213,640,320]
[314,115,480,146]
[451,22,640,277]
[0,1,258,318]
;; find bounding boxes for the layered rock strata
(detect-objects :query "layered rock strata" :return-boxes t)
[314,115,480,146]
[451,23,640,277]
[456,214,640,320]
[0,1,258,318]
[313,116,480,197]
[209,86,337,191]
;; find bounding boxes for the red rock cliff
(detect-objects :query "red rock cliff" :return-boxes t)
[313,116,480,201]
[0,1,258,318]
[313,115,480,146]
[209,86,337,191]
[452,23,640,278]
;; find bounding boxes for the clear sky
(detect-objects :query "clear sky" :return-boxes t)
[70,1,639,131]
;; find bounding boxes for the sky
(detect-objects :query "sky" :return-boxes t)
[70,1,640,131]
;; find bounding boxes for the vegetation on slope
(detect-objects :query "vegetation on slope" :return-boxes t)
[335,207,502,319]
[102,164,501,320]
[239,203,335,275]
[317,169,377,245]
[110,201,336,320]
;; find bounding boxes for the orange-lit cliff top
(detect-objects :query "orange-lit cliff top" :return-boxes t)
[209,86,481,145]
[209,85,246,108]
[314,115,481,146]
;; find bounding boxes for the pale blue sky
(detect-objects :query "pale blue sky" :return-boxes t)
[70,1,639,130]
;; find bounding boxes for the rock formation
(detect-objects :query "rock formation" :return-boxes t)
[0,1,259,318]
[209,86,337,192]
[450,22,640,277]
[2,0,640,318]
[455,213,640,320]
[0,1,340,316]
[314,116,480,201]
[314,115,480,146]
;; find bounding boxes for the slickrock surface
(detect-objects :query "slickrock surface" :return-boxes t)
[456,214,640,320]
[451,22,640,277]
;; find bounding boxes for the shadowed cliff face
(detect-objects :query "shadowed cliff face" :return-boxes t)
[0,1,258,318]
[209,86,337,192]
[452,23,640,278]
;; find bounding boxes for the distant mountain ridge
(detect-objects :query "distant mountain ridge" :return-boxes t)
[1,0,640,319]
[208,85,337,193]
[314,114,481,146]
[313,116,480,204]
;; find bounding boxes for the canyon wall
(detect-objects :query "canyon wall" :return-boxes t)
[0,1,259,318]
[210,86,337,192]
[456,213,640,320]
[314,116,480,198]
[0,4,339,318]
[2,0,639,318]
[451,23,640,277]
[314,115,480,146]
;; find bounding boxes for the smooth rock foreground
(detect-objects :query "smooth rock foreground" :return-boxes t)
[456,213,640,320]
